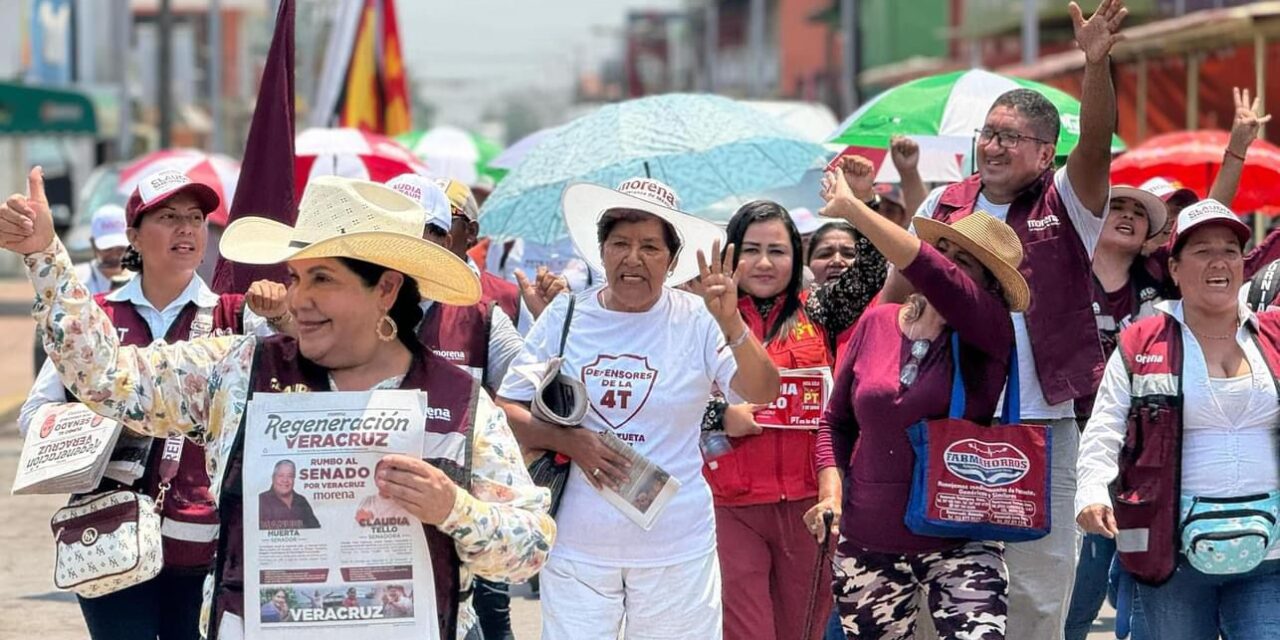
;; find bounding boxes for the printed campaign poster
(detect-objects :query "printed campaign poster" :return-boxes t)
[243,390,439,640]
[753,367,834,429]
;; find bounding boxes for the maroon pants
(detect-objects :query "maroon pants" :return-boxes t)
[716,500,833,640]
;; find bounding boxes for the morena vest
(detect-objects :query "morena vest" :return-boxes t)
[417,301,492,389]
[96,292,243,569]
[933,170,1104,406]
[209,336,481,640]
[1114,312,1280,584]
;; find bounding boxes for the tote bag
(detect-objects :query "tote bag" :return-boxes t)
[905,333,1052,542]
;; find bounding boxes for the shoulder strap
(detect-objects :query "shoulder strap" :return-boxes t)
[557,296,575,358]
[948,332,967,419]
[1248,261,1280,313]
[946,332,1020,424]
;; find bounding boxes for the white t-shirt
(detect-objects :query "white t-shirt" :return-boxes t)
[497,287,738,568]
[915,168,1107,419]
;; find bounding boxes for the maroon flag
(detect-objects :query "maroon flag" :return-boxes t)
[212,0,296,293]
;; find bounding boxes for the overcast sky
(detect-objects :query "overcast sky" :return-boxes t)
[397,0,684,132]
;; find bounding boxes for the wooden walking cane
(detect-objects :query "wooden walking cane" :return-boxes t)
[801,509,836,640]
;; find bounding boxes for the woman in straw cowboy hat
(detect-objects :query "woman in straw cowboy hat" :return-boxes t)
[0,169,554,640]
[806,166,1027,639]
[496,176,780,639]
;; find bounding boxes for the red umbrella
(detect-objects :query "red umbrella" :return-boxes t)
[295,127,427,194]
[118,149,241,226]
[1111,130,1280,214]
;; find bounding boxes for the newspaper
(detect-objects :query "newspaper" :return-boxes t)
[12,403,123,495]
[594,430,681,530]
[243,390,438,640]
[753,367,834,430]
[103,430,153,485]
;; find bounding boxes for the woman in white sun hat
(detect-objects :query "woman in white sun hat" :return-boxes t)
[0,169,554,640]
[497,177,780,639]
[1064,182,1168,640]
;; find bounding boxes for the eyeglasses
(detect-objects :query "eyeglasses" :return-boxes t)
[976,128,1052,150]
[899,338,932,387]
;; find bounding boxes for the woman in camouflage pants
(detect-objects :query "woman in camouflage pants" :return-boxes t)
[809,166,1020,639]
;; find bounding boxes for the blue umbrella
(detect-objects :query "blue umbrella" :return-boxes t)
[479,93,829,244]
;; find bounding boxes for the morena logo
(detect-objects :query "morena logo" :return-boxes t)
[617,179,679,210]
[943,438,1030,487]
[1134,353,1164,365]
[1026,214,1061,231]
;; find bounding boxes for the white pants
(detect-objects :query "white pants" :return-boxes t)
[1005,417,1082,640]
[540,551,723,640]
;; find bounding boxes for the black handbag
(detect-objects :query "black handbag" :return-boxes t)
[526,296,577,517]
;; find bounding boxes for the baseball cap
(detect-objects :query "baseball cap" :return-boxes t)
[789,207,822,235]
[435,178,480,222]
[386,174,452,235]
[89,204,129,249]
[1139,177,1198,207]
[1169,199,1250,254]
[124,169,220,227]
[1110,185,1168,239]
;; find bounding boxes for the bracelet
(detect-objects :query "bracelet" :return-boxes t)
[1225,148,1248,162]
[266,311,292,326]
[727,327,750,349]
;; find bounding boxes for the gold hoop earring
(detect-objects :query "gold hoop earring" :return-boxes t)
[376,315,398,342]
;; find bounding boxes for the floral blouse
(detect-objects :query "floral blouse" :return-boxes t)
[26,240,554,639]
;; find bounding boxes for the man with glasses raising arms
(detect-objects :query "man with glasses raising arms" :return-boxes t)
[881,1,1128,637]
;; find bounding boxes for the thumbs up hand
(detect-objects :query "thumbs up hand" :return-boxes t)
[0,167,57,256]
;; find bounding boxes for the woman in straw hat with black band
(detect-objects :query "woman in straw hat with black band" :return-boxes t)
[806,167,1025,639]
[0,169,554,640]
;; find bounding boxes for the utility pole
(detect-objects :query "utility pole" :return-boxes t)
[210,0,223,154]
[158,0,173,148]
[840,0,859,113]
[703,1,718,93]
[748,0,766,97]
[1022,0,1039,65]
[115,0,133,159]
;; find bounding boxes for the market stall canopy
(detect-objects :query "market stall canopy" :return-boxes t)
[0,81,96,136]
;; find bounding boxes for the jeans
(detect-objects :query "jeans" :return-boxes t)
[77,570,205,640]
[823,609,843,640]
[1065,533,1115,640]
[472,577,514,640]
[1137,557,1280,640]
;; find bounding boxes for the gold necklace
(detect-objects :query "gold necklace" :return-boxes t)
[1189,322,1238,341]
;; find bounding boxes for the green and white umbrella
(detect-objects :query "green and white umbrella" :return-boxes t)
[397,126,507,189]
[828,69,1125,160]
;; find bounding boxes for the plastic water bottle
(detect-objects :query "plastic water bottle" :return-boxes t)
[700,430,733,461]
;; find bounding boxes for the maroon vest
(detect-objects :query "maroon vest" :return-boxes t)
[480,270,519,322]
[417,301,492,389]
[1115,313,1280,585]
[933,170,1103,405]
[211,336,480,640]
[95,292,244,570]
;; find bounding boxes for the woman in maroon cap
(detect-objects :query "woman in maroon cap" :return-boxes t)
[18,168,279,640]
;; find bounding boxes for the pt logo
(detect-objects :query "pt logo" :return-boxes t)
[580,354,658,429]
